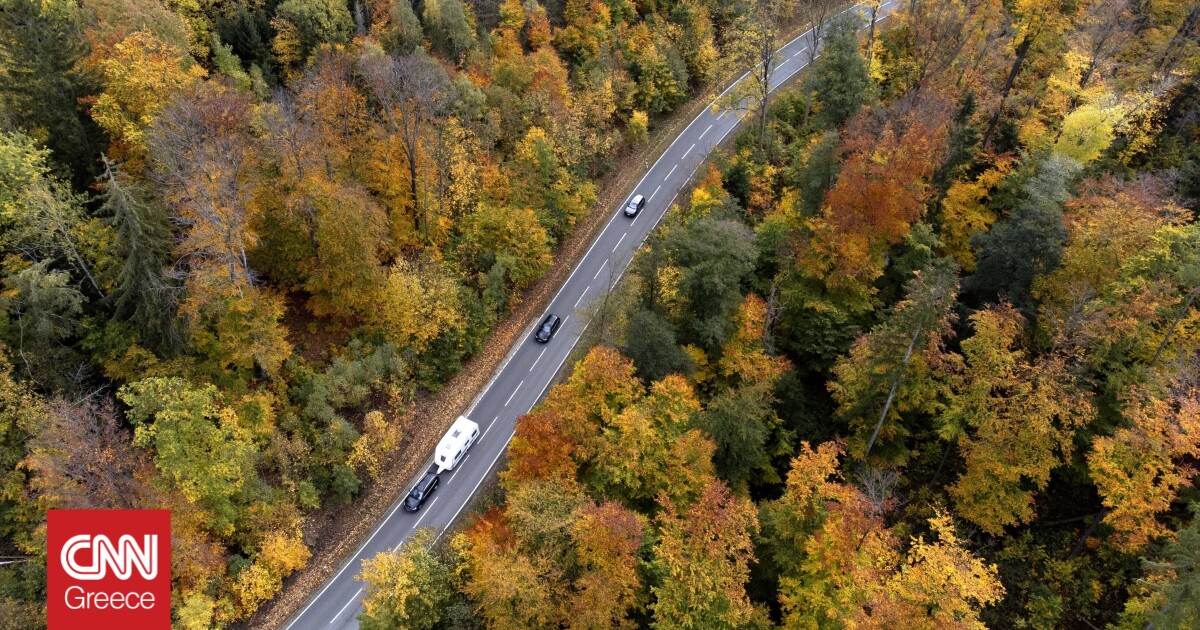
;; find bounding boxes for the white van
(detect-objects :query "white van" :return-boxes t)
[435,416,480,472]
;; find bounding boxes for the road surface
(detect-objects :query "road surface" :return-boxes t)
[286,3,897,627]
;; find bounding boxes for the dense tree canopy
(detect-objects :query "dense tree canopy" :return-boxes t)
[352,3,1200,630]
[2,0,1200,627]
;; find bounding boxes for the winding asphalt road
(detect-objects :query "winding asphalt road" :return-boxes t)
[285,3,897,627]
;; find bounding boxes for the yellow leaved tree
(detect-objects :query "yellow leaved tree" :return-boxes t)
[369,259,464,354]
[91,31,205,169]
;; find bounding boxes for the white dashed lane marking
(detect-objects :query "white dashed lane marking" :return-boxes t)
[504,381,523,406]
[530,347,547,371]
[332,590,361,625]
[413,496,438,528]
[481,416,498,440]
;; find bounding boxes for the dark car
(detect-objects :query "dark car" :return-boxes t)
[624,194,646,217]
[403,471,440,512]
[534,314,562,343]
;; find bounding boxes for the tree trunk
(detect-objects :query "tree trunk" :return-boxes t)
[863,321,924,460]
[758,91,770,153]
[756,24,774,153]
[1066,509,1107,560]
[866,5,878,67]
[763,282,780,354]
[53,211,105,298]
[437,126,447,226]
[930,439,955,485]
[1149,284,1200,369]
[982,34,1034,150]
[800,7,825,128]
[422,152,431,245]
[1156,5,1200,78]
[803,86,815,128]
[408,148,420,237]
[1035,512,1104,529]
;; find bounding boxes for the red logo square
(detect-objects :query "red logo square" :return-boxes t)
[47,510,171,630]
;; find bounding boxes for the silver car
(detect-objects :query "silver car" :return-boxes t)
[624,194,646,217]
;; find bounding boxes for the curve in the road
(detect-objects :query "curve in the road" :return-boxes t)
[286,3,897,627]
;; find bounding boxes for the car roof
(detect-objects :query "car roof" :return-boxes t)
[543,313,559,323]
[419,471,437,485]
[629,195,644,204]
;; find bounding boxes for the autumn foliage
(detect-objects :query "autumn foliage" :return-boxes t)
[3,0,1200,627]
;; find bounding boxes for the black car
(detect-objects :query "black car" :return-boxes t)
[403,471,439,512]
[624,194,646,217]
[534,314,562,343]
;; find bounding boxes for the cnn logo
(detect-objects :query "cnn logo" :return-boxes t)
[60,534,158,581]
[47,510,170,630]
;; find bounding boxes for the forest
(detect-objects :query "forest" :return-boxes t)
[0,0,1198,627]
[1,0,740,622]
[356,2,1200,630]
